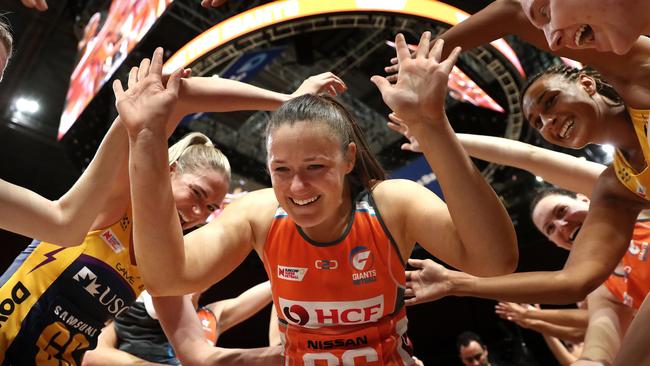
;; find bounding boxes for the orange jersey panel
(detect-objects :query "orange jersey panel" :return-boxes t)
[604,220,650,309]
[263,192,413,365]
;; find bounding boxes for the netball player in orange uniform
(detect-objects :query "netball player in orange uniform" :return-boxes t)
[118,33,518,365]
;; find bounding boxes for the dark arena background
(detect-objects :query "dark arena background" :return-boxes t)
[0,1,613,364]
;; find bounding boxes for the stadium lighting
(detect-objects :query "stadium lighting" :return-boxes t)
[14,97,40,114]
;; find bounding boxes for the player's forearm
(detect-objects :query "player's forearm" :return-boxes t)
[526,308,589,328]
[0,119,128,246]
[413,123,517,275]
[448,269,598,304]
[457,134,604,196]
[172,77,289,121]
[129,129,188,295]
[526,320,585,343]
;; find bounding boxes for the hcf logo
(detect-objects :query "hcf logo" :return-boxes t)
[279,295,384,328]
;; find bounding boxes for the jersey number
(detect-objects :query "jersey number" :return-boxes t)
[35,321,90,365]
[303,347,379,366]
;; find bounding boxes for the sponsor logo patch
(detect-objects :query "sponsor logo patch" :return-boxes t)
[349,246,377,285]
[0,281,31,328]
[307,336,369,350]
[349,246,373,271]
[115,262,138,286]
[53,304,99,338]
[277,265,308,281]
[279,295,384,328]
[73,266,130,317]
[315,259,338,270]
[100,229,124,253]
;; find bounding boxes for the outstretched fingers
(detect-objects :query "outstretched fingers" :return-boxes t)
[137,57,151,82]
[149,47,164,79]
[165,68,183,96]
[112,79,125,99]
[370,74,393,97]
[428,39,444,62]
[407,258,426,269]
[414,31,431,59]
[440,46,462,74]
[394,33,412,65]
[128,67,138,89]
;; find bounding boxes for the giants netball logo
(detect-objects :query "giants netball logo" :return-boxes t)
[349,246,373,271]
[349,246,377,285]
[279,296,384,328]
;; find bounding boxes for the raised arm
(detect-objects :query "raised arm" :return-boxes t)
[385,0,650,105]
[457,134,605,197]
[496,302,588,328]
[514,317,585,344]
[207,280,272,334]
[387,118,605,197]
[168,72,346,123]
[0,117,128,246]
[372,33,517,275]
[116,49,274,295]
[441,0,650,104]
[405,169,642,304]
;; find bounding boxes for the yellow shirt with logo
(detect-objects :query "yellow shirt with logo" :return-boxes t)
[0,211,143,365]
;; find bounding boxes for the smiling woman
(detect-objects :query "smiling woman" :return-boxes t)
[519,0,650,54]
[521,65,626,150]
[121,33,519,365]
[0,42,345,364]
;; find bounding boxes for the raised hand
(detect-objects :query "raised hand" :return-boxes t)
[371,32,461,126]
[495,302,532,322]
[405,258,454,305]
[387,113,422,152]
[200,0,228,8]
[20,0,48,11]
[291,72,347,98]
[113,48,182,136]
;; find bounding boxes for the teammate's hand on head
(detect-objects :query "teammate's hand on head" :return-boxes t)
[405,258,455,305]
[371,32,461,127]
[113,47,182,136]
[20,0,48,11]
[387,113,422,153]
[291,72,347,98]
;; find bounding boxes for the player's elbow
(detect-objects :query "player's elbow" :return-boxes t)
[50,201,88,247]
[143,279,175,297]
[80,351,103,366]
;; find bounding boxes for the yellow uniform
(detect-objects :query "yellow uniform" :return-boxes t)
[614,108,650,200]
[0,212,143,365]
